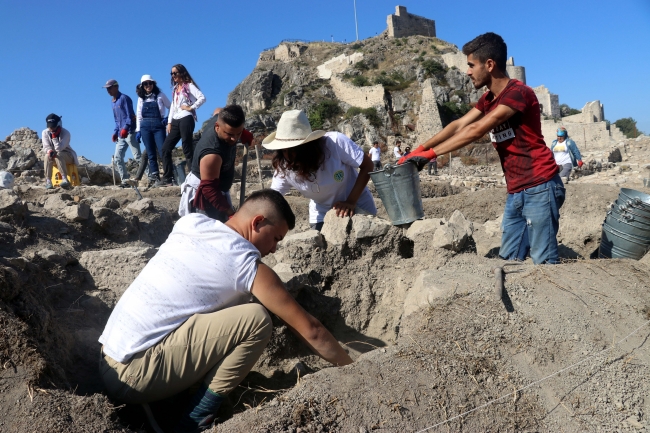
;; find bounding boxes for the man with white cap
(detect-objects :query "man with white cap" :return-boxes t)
[42,113,78,189]
[263,110,376,230]
[103,79,143,187]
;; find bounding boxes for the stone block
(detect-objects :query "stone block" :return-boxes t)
[431,224,467,252]
[36,249,65,264]
[79,247,156,304]
[44,194,72,212]
[351,215,391,239]
[273,263,308,297]
[281,230,325,249]
[320,210,351,247]
[127,198,154,215]
[63,202,90,222]
[94,197,120,210]
[0,189,27,218]
[405,218,444,241]
[448,210,473,237]
[403,270,451,316]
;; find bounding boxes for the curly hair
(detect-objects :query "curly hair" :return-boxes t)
[136,82,161,99]
[271,137,328,182]
[170,64,200,90]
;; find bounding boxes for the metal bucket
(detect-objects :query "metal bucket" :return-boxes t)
[599,223,650,260]
[619,188,650,211]
[369,162,424,225]
[605,212,650,240]
[614,200,650,223]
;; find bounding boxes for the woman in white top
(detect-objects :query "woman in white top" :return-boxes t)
[264,110,376,231]
[134,75,171,185]
[157,64,206,187]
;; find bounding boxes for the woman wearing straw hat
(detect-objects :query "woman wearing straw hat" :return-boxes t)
[263,110,376,231]
[135,75,171,186]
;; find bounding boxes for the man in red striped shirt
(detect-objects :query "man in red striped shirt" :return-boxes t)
[400,32,564,264]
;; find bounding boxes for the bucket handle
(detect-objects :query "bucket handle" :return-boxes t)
[622,212,634,221]
[383,164,395,177]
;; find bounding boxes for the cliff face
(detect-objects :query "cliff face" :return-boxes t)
[227,35,482,150]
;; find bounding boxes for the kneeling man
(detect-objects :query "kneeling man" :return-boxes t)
[99,189,352,432]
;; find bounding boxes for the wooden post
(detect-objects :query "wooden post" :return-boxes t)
[255,144,265,190]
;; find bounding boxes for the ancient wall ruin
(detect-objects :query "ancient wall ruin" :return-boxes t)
[534,85,560,119]
[386,6,436,38]
[274,43,307,62]
[442,51,466,71]
[505,57,526,84]
[416,78,443,144]
[563,100,605,124]
[317,53,364,79]
[330,75,385,109]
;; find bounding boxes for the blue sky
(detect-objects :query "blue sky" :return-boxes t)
[1,0,648,163]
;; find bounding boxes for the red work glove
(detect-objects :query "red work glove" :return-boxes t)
[398,145,437,171]
[119,129,129,139]
[111,133,118,142]
[577,160,583,168]
[240,129,254,146]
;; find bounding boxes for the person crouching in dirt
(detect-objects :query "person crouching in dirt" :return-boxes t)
[42,114,78,189]
[551,127,583,184]
[399,32,564,264]
[99,189,352,432]
[177,104,254,221]
[264,110,377,231]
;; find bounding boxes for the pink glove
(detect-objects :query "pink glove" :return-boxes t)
[119,129,129,139]
[240,129,254,145]
[398,145,437,171]
[577,160,583,168]
[112,133,118,142]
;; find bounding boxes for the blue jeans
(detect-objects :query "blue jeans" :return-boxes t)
[140,118,166,177]
[114,133,143,181]
[500,174,566,264]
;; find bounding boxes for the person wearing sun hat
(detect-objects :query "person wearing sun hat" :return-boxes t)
[551,126,583,184]
[135,75,171,186]
[264,110,376,231]
[41,113,78,189]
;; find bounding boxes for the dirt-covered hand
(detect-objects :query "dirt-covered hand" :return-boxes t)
[332,201,356,218]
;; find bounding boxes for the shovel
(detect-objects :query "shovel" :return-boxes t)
[239,144,249,208]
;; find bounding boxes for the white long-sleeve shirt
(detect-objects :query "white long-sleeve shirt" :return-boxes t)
[41,128,78,165]
[169,83,205,123]
[136,92,171,132]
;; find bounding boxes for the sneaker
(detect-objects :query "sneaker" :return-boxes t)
[119,181,131,188]
[45,181,53,190]
[152,179,172,188]
[59,180,71,189]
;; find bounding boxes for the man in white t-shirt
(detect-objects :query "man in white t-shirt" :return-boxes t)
[393,141,403,161]
[369,141,382,171]
[99,189,352,432]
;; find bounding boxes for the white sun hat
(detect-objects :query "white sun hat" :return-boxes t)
[140,74,156,84]
[262,110,326,150]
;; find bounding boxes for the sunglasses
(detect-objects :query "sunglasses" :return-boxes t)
[170,71,180,76]
[143,81,154,86]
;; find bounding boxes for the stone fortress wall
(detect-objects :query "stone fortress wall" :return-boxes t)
[386,6,436,39]
[317,52,365,79]
[330,75,386,109]
[416,79,444,144]
[442,52,527,85]
[534,85,560,118]
[257,42,307,65]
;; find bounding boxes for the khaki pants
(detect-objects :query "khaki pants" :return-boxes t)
[44,149,75,181]
[99,303,272,404]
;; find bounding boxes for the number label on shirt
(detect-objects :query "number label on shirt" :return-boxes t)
[490,121,515,143]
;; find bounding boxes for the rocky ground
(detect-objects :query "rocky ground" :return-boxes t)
[1,130,650,432]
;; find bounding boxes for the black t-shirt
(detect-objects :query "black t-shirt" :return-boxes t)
[191,115,237,191]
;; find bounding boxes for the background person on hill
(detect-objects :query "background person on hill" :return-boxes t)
[41,114,78,189]
[551,126,583,184]
[393,141,403,161]
[399,32,564,264]
[99,190,352,432]
[264,110,377,231]
[157,64,206,187]
[134,75,171,187]
[103,79,143,187]
[369,141,382,170]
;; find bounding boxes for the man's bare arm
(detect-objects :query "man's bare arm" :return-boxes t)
[251,263,353,366]
[200,154,223,180]
[421,107,484,150]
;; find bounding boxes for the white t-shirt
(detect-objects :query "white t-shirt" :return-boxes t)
[553,141,572,166]
[393,146,402,158]
[270,132,377,224]
[369,147,381,162]
[99,214,260,362]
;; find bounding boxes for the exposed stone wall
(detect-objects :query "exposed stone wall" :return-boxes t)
[505,57,526,84]
[274,43,307,62]
[317,53,364,79]
[386,6,436,39]
[533,85,560,119]
[257,50,275,66]
[562,100,605,124]
[330,75,386,109]
[441,51,466,71]
[541,119,615,150]
[416,78,443,144]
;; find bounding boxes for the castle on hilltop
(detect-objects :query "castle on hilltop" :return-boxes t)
[386,6,436,38]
